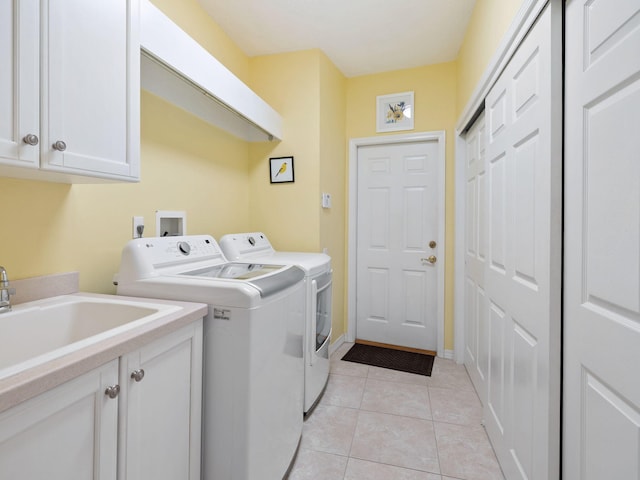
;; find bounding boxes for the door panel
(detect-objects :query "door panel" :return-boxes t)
[464,113,488,400]
[356,140,442,351]
[481,4,562,479]
[564,0,640,478]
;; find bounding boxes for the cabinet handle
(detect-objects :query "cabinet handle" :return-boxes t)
[22,134,39,146]
[52,140,67,151]
[105,384,120,399]
[130,369,145,382]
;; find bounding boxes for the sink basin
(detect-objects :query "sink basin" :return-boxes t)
[0,294,181,377]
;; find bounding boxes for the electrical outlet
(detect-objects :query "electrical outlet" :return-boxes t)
[132,216,145,239]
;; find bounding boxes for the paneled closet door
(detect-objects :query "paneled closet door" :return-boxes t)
[483,3,562,479]
[464,113,489,402]
[564,0,640,478]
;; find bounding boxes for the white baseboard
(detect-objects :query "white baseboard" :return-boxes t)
[443,349,455,360]
[329,334,346,357]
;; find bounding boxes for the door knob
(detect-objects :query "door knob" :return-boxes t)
[421,255,437,264]
[131,369,145,382]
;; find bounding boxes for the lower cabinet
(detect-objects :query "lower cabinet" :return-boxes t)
[0,360,120,480]
[0,320,203,480]
[119,321,203,480]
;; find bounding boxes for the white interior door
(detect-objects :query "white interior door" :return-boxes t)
[464,113,489,401]
[356,138,443,351]
[564,1,640,478]
[482,3,562,479]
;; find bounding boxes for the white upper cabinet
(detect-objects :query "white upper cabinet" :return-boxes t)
[139,0,282,142]
[0,0,40,170]
[0,0,140,183]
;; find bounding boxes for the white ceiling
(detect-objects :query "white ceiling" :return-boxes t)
[196,0,477,77]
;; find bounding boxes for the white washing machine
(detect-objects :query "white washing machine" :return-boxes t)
[115,235,305,480]
[219,232,332,413]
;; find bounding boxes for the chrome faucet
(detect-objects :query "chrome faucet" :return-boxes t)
[0,266,15,313]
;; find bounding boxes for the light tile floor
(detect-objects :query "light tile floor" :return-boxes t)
[286,342,505,480]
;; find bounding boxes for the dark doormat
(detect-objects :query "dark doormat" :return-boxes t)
[341,343,434,376]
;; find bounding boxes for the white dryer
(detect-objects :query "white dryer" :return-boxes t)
[219,232,332,413]
[115,235,305,480]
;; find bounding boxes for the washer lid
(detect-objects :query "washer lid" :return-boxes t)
[178,263,304,297]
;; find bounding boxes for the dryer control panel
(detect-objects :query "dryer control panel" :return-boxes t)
[219,232,274,260]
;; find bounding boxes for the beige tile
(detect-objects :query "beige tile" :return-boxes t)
[350,411,440,474]
[344,458,442,480]
[435,422,504,480]
[360,378,432,420]
[367,365,429,386]
[286,448,348,480]
[427,359,476,392]
[330,344,370,378]
[429,386,483,426]
[300,404,359,456]
[320,374,366,408]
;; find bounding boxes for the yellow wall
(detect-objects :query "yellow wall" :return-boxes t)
[247,49,347,341]
[346,63,458,349]
[247,50,321,252]
[1,0,525,353]
[0,0,252,292]
[318,53,347,341]
[456,0,523,115]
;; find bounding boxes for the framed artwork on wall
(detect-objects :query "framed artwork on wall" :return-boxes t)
[376,91,414,132]
[270,156,295,183]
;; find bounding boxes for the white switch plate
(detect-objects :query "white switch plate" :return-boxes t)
[322,193,331,209]
[132,216,145,238]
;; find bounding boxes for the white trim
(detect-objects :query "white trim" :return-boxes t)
[456,0,549,133]
[328,334,345,357]
[347,131,446,357]
[453,0,549,363]
[443,349,455,361]
[453,134,468,364]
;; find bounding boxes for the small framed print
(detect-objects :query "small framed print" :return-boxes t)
[270,156,295,183]
[376,91,414,132]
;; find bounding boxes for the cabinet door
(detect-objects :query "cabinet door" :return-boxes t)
[41,0,140,181]
[0,360,119,480]
[0,0,39,169]
[120,321,203,480]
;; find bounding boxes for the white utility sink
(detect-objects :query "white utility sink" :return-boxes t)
[0,294,181,378]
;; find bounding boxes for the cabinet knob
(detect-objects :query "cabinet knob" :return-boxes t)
[130,369,145,382]
[52,140,67,151]
[22,134,39,146]
[105,384,120,399]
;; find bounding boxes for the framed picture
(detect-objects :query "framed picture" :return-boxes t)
[376,91,414,132]
[270,156,295,183]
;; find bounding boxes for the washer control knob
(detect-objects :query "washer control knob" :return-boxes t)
[178,241,191,255]
[248,236,256,246]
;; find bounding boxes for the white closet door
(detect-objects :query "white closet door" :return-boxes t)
[483,3,562,479]
[464,113,489,401]
[564,0,640,478]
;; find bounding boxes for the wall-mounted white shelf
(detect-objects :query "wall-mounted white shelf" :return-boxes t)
[139,0,282,142]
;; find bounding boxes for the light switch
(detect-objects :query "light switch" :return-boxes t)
[322,193,331,209]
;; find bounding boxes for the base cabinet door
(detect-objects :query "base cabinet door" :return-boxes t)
[119,321,203,480]
[0,360,120,480]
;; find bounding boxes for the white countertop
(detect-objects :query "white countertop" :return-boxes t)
[0,292,207,413]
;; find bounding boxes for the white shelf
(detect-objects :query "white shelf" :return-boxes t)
[139,0,282,142]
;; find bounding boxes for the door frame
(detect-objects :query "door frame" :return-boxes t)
[347,131,446,357]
